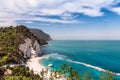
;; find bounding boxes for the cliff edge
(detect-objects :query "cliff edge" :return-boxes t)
[0,25,48,66]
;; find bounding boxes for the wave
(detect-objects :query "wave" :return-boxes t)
[42,53,67,60]
[56,56,120,76]
[42,53,120,76]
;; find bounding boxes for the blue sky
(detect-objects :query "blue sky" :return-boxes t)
[0,0,120,40]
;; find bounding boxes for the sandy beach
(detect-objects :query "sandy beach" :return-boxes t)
[26,57,45,74]
[26,46,66,80]
[26,56,66,80]
[26,47,45,74]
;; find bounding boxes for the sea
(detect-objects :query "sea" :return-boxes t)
[40,40,120,80]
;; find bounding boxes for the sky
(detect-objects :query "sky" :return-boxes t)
[0,0,120,40]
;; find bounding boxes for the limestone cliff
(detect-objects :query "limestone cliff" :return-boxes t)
[19,38,41,59]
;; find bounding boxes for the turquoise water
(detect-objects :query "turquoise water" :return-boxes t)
[41,40,120,80]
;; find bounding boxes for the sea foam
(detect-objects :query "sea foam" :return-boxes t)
[56,56,120,76]
[42,53,120,76]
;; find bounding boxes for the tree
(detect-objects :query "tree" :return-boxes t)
[83,72,93,80]
[99,71,114,80]
[60,63,81,80]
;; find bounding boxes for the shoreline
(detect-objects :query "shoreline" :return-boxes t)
[26,56,66,80]
[26,46,66,80]
[26,56,45,74]
[26,46,47,74]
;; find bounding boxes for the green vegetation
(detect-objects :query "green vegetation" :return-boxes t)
[0,66,41,80]
[60,63,115,80]
[0,25,115,80]
[0,25,47,66]
[0,64,115,80]
[99,71,114,80]
[60,63,81,80]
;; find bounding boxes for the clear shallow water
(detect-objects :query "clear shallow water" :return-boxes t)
[41,40,120,80]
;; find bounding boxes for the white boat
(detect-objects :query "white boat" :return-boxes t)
[48,64,53,67]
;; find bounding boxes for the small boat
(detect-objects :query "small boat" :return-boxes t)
[48,64,53,67]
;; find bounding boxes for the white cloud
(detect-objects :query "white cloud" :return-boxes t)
[110,7,120,15]
[0,0,120,26]
[0,15,79,24]
[23,17,79,24]
[0,20,16,27]
[23,21,34,24]
[40,9,63,15]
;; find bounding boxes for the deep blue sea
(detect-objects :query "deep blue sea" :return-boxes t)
[40,40,120,80]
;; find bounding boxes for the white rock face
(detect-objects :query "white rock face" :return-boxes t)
[19,38,41,58]
[33,40,41,55]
